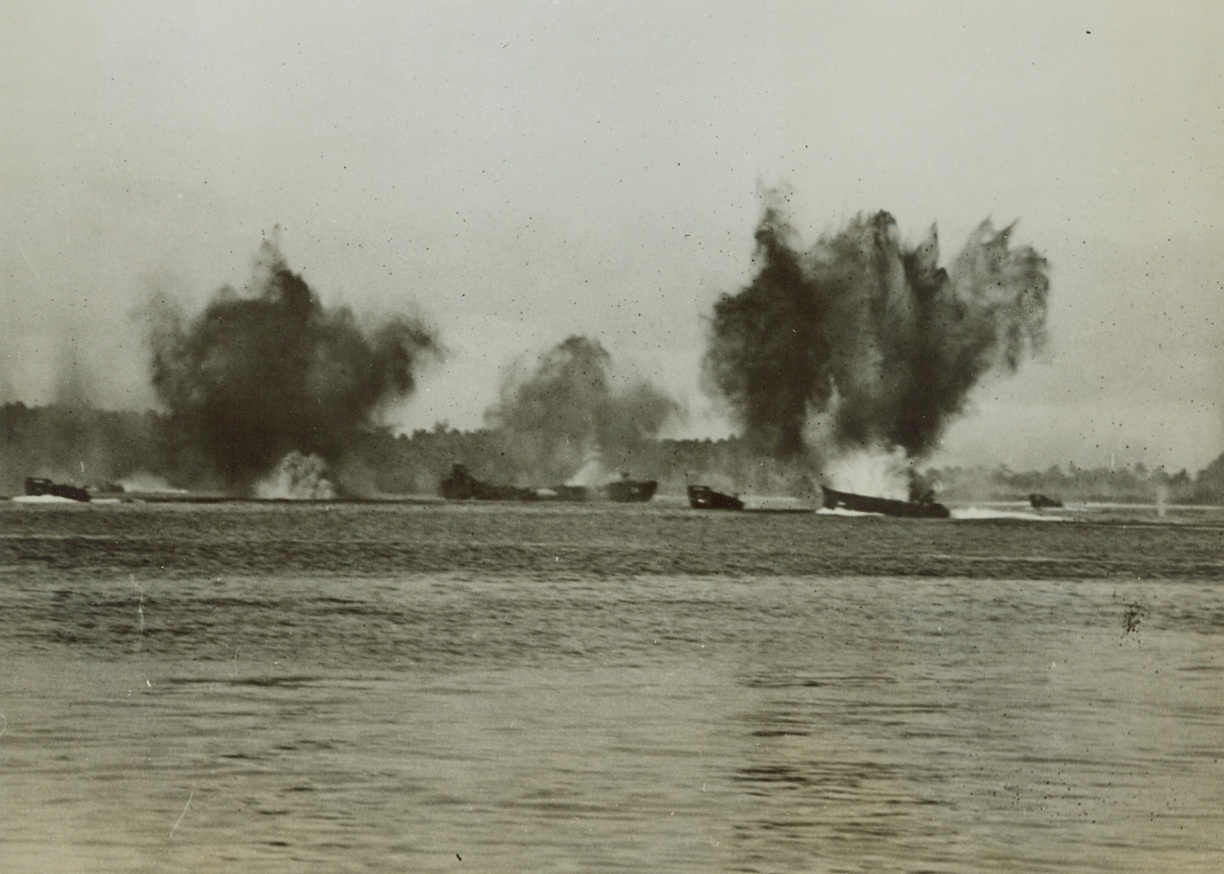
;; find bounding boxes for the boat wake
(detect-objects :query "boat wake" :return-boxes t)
[952,506,1063,522]
[816,506,881,517]
[11,494,84,504]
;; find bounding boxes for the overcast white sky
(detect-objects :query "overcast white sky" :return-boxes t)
[3,1,1222,471]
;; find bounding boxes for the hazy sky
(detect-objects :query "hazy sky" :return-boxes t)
[4,1,1222,471]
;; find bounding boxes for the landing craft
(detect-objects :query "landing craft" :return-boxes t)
[439,464,539,501]
[820,485,950,519]
[687,485,745,511]
[23,476,91,502]
[600,474,658,503]
[687,485,816,513]
[440,464,657,503]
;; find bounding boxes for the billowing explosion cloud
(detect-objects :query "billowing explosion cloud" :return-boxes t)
[485,335,680,484]
[704,193,1049,495]
[149,237,440,494]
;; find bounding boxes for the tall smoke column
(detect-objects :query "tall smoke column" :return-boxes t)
[485,335,679,484]
[704,193,1049,490]
[149,237,440,494]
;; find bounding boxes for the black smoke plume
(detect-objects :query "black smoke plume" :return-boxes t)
[148,238,440,494]
[704,194,1049,491]
[485,335,680,484]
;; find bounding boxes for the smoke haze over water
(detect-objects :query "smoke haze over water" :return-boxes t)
[485,335,680,484]
[148,238,440,494]
[704,194,1050,492]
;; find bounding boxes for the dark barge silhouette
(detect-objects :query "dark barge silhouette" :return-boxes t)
[687,485,745,511]
[820,485,949,519]
[24,476,92,503]
[440,464,656,503]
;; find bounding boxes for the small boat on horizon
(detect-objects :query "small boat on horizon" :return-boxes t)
[687,485,815,514]
[687,485,745,511]
[820,485,949,519]
[601,476,658,503]
[23,476,92,503]
[440,464,657,503]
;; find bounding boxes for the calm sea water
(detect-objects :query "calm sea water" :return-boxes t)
[3,500,1223,873]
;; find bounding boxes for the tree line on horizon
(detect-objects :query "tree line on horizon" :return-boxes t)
[2,402,1222,504]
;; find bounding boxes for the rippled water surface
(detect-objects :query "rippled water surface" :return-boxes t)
[3,501,1223,872]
